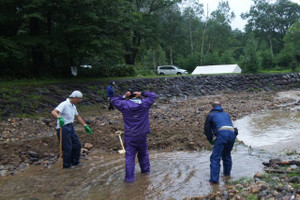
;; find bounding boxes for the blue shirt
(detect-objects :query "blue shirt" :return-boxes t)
[106,85,114,98]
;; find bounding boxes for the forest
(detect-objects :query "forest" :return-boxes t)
[0,0,299,79]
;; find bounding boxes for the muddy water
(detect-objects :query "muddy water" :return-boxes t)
[235,90,300,154]
[0,146,267,200]
[235,110,300,154]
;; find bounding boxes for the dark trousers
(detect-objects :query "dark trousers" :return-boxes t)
[108,102,114,110]
[56,124,81,168]
[210,130,236,183]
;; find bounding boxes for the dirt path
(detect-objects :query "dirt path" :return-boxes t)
[0,91,295,176]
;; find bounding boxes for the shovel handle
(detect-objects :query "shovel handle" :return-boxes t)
[59,127,63,173]
[118,134,125,151]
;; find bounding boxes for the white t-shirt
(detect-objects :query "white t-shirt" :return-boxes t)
[55,98,78,129]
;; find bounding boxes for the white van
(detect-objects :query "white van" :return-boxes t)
[157,65,188,75]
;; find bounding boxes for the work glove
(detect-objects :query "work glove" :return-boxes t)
[208,140,215,145]
[84,125,93,135]
[58,116,65,127]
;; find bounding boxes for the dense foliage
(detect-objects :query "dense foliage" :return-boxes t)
[0,0,299,79]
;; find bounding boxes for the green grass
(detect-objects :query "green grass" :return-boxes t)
[258,67,300,73]
[1,68,300,88]
[232,176,253,185]
[247,194,258,200]
[287,167,300,178]
[0,75,162,88]
[285,149,298,156]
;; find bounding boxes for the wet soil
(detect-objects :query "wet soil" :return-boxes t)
[0,91,296,175]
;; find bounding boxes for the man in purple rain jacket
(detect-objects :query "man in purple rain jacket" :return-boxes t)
[110,91,157,183]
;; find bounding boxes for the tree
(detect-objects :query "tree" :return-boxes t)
[182,1,203,54]
[0,0,130,78]
[123,0,181,65]
[282,21,300,69]
[240,33,261,73]
[242,0,300,56]
[160,4,184,65]
[202,1,235,63]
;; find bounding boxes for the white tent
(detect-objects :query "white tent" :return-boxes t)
[191,64,242,75]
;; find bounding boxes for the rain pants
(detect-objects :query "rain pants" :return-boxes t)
[204,105,236,183]
[110,92,157,182]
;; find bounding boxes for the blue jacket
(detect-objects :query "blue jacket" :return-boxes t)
[204,105,233,141]
[106,85,114,98]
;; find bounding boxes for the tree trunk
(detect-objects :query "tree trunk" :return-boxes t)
[152,48,156,71]
[47,10,54,74]
[190,24,194,54]
[124,31,140,65]
[269,38,274,58]
[201,5,209,64]
[201,22,207,64]
[29,17,44,77]
[169,45,173,65]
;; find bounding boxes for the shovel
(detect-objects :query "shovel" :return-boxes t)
[59,127,63,174]
[116,131,126,154]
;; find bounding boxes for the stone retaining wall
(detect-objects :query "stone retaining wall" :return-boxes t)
[115,73,300,98]
[1,73,300,118]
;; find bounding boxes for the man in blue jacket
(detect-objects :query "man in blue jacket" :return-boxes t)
[106,82,115,110]
[204,101,236,184]
[110,91,156,183]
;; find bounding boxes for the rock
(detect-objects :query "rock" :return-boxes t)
[258,191,268,199]
[222,191,229,199]
[85,119,93,125]
[250,185,261,193]
[30,157,39,163]
[0,169,8,176]
[260,184,269,191]
[269,158,281,164]
[254,171,264,179]
[28,151,39,158]
[228,192,235,198]
[190,197,205,200]
[109,121,120,124]
[84,143,94,150]
[289,176,299,183]
[81,148,89,154]
[42,118,52,126]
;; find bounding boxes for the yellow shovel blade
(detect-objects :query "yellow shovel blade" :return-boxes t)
[118,149,126,154]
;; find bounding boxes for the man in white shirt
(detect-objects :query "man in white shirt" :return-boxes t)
[51,90,92,168]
